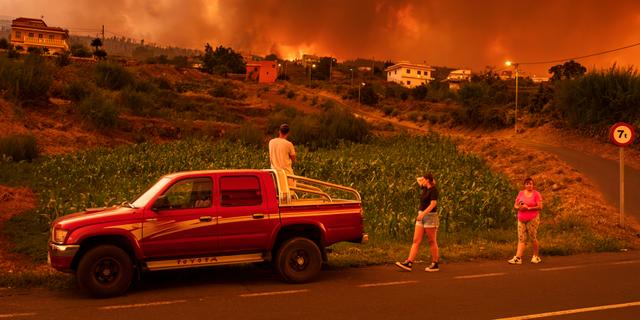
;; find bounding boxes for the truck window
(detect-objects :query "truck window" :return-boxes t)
[220,175,262,207]
[161,177,212,210]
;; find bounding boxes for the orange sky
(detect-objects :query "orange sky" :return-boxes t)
[2,0,640,76]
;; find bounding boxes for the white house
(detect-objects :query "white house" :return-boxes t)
[445,69,472,91]
[446,69,471,81]
[385,61,435,88]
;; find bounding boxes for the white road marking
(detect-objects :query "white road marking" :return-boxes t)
[538,265,582,272]
[0,313,37,318]
[99,299,187,310]
[494,300,640,320]
[240,289,309,297]
[358,280,418,288]
[454,272,506,279]
[609,259,640,265]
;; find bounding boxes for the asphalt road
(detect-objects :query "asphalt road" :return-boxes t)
[520,141,640,224]
[1,251,639,319]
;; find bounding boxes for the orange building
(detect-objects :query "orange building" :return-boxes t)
[246,61,278,83]
[10,17,69,53]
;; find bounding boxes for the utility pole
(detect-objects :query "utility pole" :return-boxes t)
[101,25,105,41]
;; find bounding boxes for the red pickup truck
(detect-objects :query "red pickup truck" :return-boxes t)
[48,169,367,297]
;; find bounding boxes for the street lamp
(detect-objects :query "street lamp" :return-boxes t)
[350,68,354,87]
[358,82,365,106]
[308,63,316,86]
[506,61,519,133]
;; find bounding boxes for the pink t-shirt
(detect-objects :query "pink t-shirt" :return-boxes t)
[516,190,542,222]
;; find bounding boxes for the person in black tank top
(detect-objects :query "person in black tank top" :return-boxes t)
[395,173,440,272]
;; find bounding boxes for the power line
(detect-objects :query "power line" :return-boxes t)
[517,41,640,65]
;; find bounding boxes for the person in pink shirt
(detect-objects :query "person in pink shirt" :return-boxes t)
[508,177,543,264]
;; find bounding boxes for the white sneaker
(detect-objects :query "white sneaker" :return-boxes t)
[531,255,542,264]
[508,256,522,264]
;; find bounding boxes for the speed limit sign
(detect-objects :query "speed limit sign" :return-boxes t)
[609,122,635,147]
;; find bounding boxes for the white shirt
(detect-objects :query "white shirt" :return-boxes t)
[268,137,296,174]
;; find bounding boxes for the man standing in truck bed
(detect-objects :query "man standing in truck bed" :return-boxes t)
[269,123,296,175]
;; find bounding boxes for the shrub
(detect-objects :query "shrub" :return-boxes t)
[319,99,338,111]
[0,54,52,102]
[0,38,8,49]
[94,61,134,90]
[120,88,154,116]
[407,111,421,122]
[0,134,39,162]
[26,47,43,55]
[209,80,245,99]
[70,43,92,58]
[76,92,119,130]
[411,84,428,100]
[382,105,395,116]
[286,90,296,99]
[55,51,71,67]
[65,80,96,101]
[359,84,379,106]
[555,66,640,129]
[152,77,173,90]
[225,124,265,147]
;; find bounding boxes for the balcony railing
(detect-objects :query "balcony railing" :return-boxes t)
[20,36,69,49]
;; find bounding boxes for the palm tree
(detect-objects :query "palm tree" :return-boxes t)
[90,38,103,52]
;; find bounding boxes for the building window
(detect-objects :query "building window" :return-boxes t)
[406,69,411,74]
[28,33,34,38]
[394,70,397,75]
[407,81,411,85]
[417,70,421,75]
[49,35,54,40]
[15,31,21,39]
[38,34,43,38]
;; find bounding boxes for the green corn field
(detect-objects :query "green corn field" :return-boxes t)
[28,134,515,236]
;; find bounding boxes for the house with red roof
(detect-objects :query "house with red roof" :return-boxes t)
[10,17,69,53]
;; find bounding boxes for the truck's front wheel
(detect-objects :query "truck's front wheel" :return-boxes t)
[275,237,322,283]
[76,245,133,298]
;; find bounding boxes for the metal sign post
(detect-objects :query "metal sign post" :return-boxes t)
[609,122,636,227]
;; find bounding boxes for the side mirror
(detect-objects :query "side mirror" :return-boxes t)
[152,195,169,212]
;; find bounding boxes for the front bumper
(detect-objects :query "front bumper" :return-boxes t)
[48,243,80,273]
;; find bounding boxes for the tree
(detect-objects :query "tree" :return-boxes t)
[549,60,586,81]
[0,38,9,49]
[265,53,279,61]
[411,84,428,100]
[91,38,103,51]
[201,44,246,75]
[315,57,335,81]
[70,43,92,57]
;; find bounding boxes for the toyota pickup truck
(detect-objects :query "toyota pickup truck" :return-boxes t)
[48,169,367,297]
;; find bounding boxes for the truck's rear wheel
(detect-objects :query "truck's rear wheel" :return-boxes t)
[76,245,133,298]
[275,237,322,283]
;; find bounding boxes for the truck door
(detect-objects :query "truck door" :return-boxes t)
[141,177,218,259]
[215,173,278,253]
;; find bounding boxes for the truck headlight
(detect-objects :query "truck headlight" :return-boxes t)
[52,227,69,244]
